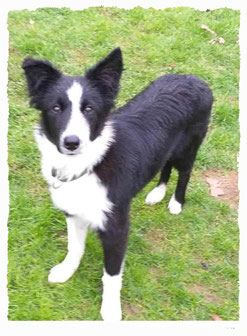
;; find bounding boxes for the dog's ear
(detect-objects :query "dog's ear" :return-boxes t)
[22,58,61,98]
[86,47,123,100]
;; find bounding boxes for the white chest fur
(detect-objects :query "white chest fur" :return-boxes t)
[34,126,114,231]
[50,173,112,230]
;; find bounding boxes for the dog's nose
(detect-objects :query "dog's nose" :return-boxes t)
[64,136,80,151]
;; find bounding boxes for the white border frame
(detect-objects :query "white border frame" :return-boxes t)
[1,1,246,335]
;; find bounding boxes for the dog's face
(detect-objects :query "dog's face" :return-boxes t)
[22,48,123,155]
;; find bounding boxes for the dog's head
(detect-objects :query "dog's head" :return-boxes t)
[22,48,123,155]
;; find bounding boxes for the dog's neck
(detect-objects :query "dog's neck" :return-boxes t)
[34,121,115,188]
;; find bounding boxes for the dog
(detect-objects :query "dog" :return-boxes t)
[22,47,213,321]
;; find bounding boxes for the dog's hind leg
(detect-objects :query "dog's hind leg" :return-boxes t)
[168,138,202,215]
[48,215,88,283]
[168,169,192,215]
[145,162,172,205]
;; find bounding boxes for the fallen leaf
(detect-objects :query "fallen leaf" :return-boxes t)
[201,24,217,36]
[202,170,238,209]
[218,37,225,44]
[201,24,225,44]
[163,63,176,69]
[211,313,224,321]
[210,38,217,45]
[206,178,224,197]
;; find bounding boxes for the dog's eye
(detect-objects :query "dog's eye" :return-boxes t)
[84,106,93,114]
[52,105,61,113]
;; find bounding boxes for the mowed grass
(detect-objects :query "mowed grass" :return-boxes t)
[8,7,239,320]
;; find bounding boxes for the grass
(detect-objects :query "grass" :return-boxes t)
[8,7,239,320]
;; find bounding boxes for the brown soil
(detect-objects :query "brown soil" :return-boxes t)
[189,284,221,304]
[144,228,167,252]
[123,303,143,318]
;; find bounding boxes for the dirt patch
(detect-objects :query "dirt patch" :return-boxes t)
[144,228,167,252]
[148,265,168,279]
[163,63,176,70]
[123,303,143,319]
[224,283,232,292]
[69,49,88,66]
[27,179,47,200]
[189,284,221,304]
[225,96,238,104]
[202,170,239,210]
[9,45,21,56]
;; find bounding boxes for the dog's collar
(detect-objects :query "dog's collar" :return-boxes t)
[51,168,87,189]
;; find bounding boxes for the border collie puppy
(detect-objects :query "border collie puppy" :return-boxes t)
[22,48,213,321]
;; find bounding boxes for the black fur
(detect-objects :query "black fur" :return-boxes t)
[23,48,213,277]
[22,48,123,149]
[95,73,213,275]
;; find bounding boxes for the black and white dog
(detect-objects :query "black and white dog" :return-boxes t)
[22,48,213,321]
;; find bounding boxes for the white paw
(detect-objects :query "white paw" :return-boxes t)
[168,194,182,215]
[101,271,122,321]
[48,262,75,283]
[101,300,122,321]
[145,184,166,205]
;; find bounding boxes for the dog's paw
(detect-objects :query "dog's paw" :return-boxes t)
[145,184,166,205]
[100,300,122,322]
[168,194,182,215]
[48,262,75,283]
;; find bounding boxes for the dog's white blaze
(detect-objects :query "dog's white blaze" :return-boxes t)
[145,183,166,205]
[62,81,90,147]
[48,216,88,283]
[168,194,182,215]
[101,268,123,321]
[67,80,83,107]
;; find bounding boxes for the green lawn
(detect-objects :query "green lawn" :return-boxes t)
[8,7,239,321]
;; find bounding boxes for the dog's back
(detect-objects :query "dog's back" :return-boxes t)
[114,73,212,129]
[103,74,213,201]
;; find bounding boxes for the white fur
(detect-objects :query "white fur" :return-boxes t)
[50,173,112,230]
[100,268,123,321]
[48,216,88,283]
[34,121,115,231]
[34,121,114,185]
[168,194,182,215]
[61,81,90,152]
[145,183,166,205]
[34,86,122,318]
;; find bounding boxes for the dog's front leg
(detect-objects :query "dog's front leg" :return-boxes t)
[98,209,129,321]
[101,268,124,321]
[48,215,88,283]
